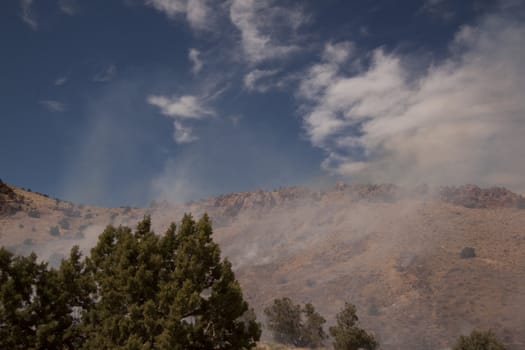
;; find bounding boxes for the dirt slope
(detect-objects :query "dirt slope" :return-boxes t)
[1,181,525,349]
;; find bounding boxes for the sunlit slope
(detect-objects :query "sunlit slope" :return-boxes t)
[1,181,524,349]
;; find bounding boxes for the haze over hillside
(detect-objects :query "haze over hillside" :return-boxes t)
[2,180,525,349]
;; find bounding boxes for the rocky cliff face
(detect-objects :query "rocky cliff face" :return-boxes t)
[1,181,525,349]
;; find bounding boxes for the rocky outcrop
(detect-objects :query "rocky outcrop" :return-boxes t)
[439,185,525,208]
[0,180,24,216]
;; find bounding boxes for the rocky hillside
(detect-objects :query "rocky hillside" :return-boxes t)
[1,181,525,349]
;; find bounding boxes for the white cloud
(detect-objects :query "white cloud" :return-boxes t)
[40,100,66,112]
[243,69,278,92]
[148,94,214,144]
[20,0,38,30]
[147,95,213,119]
[298,15,525,191]
[54,76,68,86]
[146,0,212,30]
[59,0,79,15]
[229,0,308,64]
[188,48,203,74]
[92,64,117,82]
[173,121,198,143]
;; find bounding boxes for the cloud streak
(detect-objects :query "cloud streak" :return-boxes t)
[40,100,66,112]
[92,64,117,83]
[20,0,38,30]
[298,14,525,191]
[146,0,213,30]
[229,0,308,64]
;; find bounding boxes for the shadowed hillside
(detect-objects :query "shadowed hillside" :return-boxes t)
[1,181,525,349]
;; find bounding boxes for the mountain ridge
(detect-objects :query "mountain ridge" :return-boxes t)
[1,180,525,349]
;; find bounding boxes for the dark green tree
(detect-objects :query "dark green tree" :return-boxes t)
[0,246,92,349]
[329,303,378,350]
[264,297,303,346]
[264,298,326,348]
[82,214,260,349]
[302,302,327,348]
[0,214,260,350]
[453,330,506,350]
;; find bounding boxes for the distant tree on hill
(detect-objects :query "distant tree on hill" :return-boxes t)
[329,302,378,350]
[453,330,506,350]
[0,214,260,349]
[264,297,326,348]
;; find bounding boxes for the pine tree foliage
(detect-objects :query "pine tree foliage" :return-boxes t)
[0,214,260,349]
[329,303,378,350]
[264,297,326,348]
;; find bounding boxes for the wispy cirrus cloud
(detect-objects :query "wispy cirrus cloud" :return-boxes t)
[298,14,525,191]
[40,100,66,112]
[59,0,79,15]
[145,0,214,30]
[92,64,117,82]
[20,0,38,30]
[229,0,309,64]
[54,76,69,86]
[243,69,279,92]
[188,48,203,74]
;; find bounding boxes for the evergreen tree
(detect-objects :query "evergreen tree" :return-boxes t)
[264,297,303,346]
[329,303,378,350]
[302,303,327,348]
[0,246,91,349]
[0,214,260,349]
[264,298,326,348]
[453,330,506,350]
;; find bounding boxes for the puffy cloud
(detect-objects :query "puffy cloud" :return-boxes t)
[20,0,37,30]
[146,0,212,30]
[147,94,214,144]
[188,48,203,74]
[40,100,66,112]
[229,0,308,64]
[298,15,525,190]
[147,95,213,119]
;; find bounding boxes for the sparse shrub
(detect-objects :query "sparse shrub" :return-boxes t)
[18,224,24,229]
[306,279,316,287]
[516,197,525,209]
[84,212,93,219]
[330,302,378,350]
[27,209,40,218]
[63,208,81,217]
[23,238,33,245]
[453,329,506,350]
[49,226,60,237]
[460,247,476,259]
[59,218,71,230]
[368,303,380,316]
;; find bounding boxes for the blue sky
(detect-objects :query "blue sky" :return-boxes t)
[1,0,525,207]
